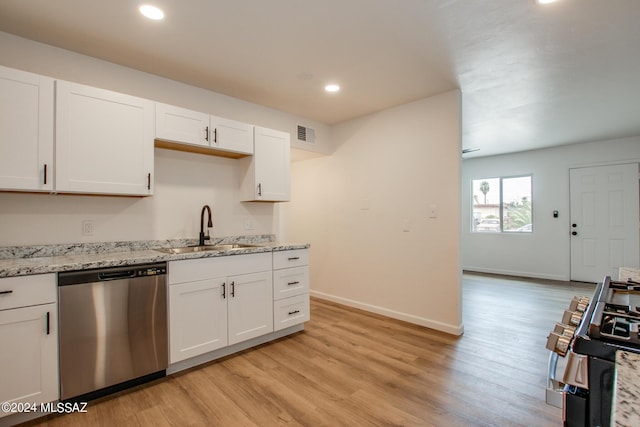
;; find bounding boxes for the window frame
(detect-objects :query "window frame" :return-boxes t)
[471,174,533,234]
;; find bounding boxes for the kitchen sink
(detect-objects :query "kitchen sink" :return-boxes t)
[155,243,260,254]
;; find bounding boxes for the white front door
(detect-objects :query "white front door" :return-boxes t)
[570,163,639,282]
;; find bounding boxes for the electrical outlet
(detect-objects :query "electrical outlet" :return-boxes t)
[244,218,254,230]
[82,220,95,236]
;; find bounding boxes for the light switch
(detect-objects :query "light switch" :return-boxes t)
[403,219,410,232]
[429,204,438,219]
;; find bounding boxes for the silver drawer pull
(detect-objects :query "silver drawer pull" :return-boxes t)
[0,290,14,295]
[288,257,300,261]
[287,281,300,286]
[288,310,300,315]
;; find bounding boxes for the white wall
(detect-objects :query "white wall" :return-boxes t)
[1,32,463,335]
[0,32,331,245]
[462,136,640,281]
[283,92,463,335]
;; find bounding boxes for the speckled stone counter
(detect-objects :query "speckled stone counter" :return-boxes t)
[612,350,640,427]
[0,235,310,278]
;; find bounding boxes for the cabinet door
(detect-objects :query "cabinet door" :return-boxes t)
[241,127,290,201]
[0,66,54,192]
[155,102,209,147]
[169,278,228,363]
[55,80,154,196]
[210,116,253,155]
[0,303,58,414]
[228,271,273,345]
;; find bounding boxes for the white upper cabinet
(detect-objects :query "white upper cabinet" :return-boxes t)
[210,115,253,155]
[155,103,209,147]
[0,66,54,192]
[155,103,253,156]
[55,81,154,196]
[241,126,290,202]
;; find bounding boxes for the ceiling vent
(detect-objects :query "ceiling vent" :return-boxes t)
[297,125,316,144]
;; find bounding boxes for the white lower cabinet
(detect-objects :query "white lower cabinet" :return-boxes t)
[167,253,273,364]
[168,250,309,367]
[0,275,58,418]
[227,271,273,345]
[169,277,228,363]
[272,249,310,331]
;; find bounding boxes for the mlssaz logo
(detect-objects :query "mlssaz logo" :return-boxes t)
[41,401,89,414]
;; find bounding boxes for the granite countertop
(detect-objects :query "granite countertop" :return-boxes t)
[612,350,640,427]
[0,236,309,278]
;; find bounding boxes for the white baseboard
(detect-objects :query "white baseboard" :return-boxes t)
[462,266,569,282]
[310,290,464,336]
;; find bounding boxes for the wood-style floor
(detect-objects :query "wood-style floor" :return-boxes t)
[22,273,595,427]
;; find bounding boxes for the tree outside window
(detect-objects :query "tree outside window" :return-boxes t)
[472,176,532,233]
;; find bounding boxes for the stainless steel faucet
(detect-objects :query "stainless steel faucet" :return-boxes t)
[199,205,213,246]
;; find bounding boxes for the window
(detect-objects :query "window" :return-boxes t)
[472,175,532,233]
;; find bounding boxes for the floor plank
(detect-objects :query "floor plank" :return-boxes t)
[20,273,595,426]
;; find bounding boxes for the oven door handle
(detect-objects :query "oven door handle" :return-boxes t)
[548,351,559,389]
[545,351,564,408]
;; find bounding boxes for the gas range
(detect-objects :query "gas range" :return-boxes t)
[588,278,640,346]
[546,275,640,427]
[572,277,640,361]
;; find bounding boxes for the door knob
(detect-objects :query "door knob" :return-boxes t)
[572,231,578,236]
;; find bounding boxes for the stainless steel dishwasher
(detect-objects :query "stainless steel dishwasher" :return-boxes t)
[57,262,168,401]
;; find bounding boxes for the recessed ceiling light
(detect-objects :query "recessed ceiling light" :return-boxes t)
[139,4,165,20]
[535,0,558,4]
[325,84,340,93]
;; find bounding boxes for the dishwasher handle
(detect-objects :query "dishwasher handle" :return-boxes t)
[58,263,167,286]
[98,270,137,281]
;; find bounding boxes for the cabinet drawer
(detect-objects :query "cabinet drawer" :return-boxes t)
[0,274,56,311]
[273,294,310,332]
[273,249,309,270]
[273,266,309,300]
[169,252,271,284]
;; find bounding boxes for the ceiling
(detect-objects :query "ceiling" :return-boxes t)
[1,0,639,158]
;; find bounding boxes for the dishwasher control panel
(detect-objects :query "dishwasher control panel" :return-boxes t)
[139,266,166,276]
